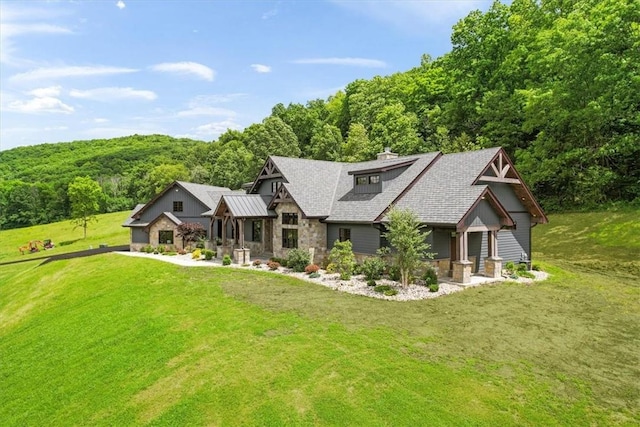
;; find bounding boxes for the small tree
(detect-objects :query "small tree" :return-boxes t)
[68,176,103,239]
[328,240,356,280]
[176,222,206,248]
[382,207,433,286]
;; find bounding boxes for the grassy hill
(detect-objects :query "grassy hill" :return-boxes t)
[1,209,638,425]
[0,211,130,264]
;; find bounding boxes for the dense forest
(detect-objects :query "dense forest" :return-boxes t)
[1,0,638,230]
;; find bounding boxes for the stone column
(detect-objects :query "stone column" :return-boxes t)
[484,257,503,279]
[452,260,473,283]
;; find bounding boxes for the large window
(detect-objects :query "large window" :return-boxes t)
[173,201,183,212]
[159,230,174,244]
[282,213,298,225]
[282,229,298,248]
[252,220,262,242]
[339,228,351,242]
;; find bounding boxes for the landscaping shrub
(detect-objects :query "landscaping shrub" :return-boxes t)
[367,279,377,287]
[196,238,206,249]
[517,263,528,273]
[222,254,231,266]
[178,249,187,255]
[384,289,398,296]
[267,261,280,270]
[253,259,262,267]
[504,261,515,273]
[388,265,401,282]
[325,263,337,274]
[428,283,439,293]
[191,249,202,260]
[422,265,438,286]
[361,257,385,280]
[308,272,320,279]
[269,257,288,267]
[144,245,154,254]
[157,245,165,254]
[305,264,320,274]
[520,271,536,279]
[203,249,214,260]
[532,263,542,271]
[328,240,356,280]
[374,284,392,293]
[287,249,311,272]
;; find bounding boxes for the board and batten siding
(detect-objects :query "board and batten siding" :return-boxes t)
[327,223,380,254]
[465,199,501,228]
[497,212,531,263]
[430,229,451,259]
[468,231,488,272]
[487,182,526,211]
[137,185,211,236]
[132,228,149,244]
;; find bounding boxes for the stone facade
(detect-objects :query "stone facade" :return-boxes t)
[484,256,503,279]
[148,216,182,250]
[452,260,473,283]
[273,202,327,265]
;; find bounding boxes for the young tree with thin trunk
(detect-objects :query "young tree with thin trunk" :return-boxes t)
[68,176,103,239]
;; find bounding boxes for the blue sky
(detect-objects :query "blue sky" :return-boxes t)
[0,0,491,151]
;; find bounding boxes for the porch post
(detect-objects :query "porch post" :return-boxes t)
[484,230,503,279]
[222,216,228,246]
[453,229,472,284]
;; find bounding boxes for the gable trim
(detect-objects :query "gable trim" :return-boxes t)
[456,187,514,232]
[248,157,285,194]
[144,211,183,232]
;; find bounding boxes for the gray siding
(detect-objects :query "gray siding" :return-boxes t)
[488,182,525,211]
[468,231,488,272]
[430,229,452,259]
[257,178,282,197]
[498,213,531,263]
[327,223,380,254]
[132,228,149,244]
[465,200,500,228]
[244,219,262,242]
[138,184,210,237]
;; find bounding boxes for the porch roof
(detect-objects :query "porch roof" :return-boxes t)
[213,194,276,219]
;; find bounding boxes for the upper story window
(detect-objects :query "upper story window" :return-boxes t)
[173,201,183,212]
[282,213,298,225]
[369,175,380,184]
[271,181,282,193]
[356,176,367,185]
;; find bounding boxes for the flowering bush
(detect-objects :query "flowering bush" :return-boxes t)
[305,264,320,274]
[267,261,281,270]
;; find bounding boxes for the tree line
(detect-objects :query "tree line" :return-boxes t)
[1,0,638,230]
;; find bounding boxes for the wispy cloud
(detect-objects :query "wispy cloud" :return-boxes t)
[0,3,73,66]
[185,120,242,140]
[150,61,215,81]
[69,87,157,102]
[175,94,241,117]
[116,1,126,10]
[250,64,272,73]
[5,86,74,114]
[10,66,138,82]
[292,57,386,68]
[177,107,237,117]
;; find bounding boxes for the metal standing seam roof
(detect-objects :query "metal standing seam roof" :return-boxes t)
[218,194,275,218]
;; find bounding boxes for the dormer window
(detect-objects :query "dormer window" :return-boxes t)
[369,175,380,184]
[271,181,282,193]
[354,174,382,194]
[356,176,367,185]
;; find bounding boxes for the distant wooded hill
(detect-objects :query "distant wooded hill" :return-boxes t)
[1,0,638,230]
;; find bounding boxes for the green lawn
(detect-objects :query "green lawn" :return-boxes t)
[0,209,638,425]
[0,211,130,264]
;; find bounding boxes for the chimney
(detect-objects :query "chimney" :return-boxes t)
[377,146,398,161]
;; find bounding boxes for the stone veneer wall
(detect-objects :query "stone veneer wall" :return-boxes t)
[273,202,327,265]
[148,217,182,250]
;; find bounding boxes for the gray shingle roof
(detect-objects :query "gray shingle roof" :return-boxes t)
[391,148,501,224]
[122,204,146,226]
[176,181,233,210]
[219,194,276,218]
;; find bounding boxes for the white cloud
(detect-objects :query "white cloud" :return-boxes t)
[150,62,215,81]
[250,64,272,73]
[187,120,242,139]
[93,118,109,123]
[177,107,237,117]
[29,86,62,97]
[291,57,387,68]
[262,8,278,20]
[69,87,157,102]
[0,3,73,66]
[10,66,138,82]
[83,127,159,139]
[7,96,74,114]
[116,1,126,10]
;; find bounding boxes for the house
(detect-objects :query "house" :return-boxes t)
[123,181,235,251]
[125,147,547,283]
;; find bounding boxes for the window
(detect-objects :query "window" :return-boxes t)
[282,229,298,248]
[339,228,351,242]
[271,181,282,193]
[252,220,262,242]
[159,230,174,244]
[369,175,380,184]
[282,213,298,225]
[356,176,367,185]
[173,201,183,212]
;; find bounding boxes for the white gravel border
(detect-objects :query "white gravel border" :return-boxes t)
[116,251,548,301]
